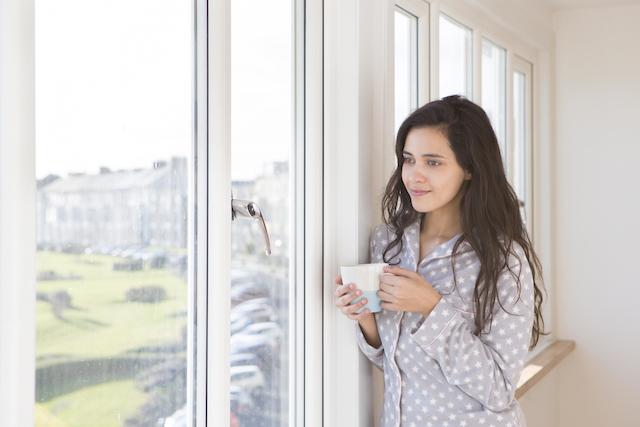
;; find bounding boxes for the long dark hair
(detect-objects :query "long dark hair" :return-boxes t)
[381,94,549,350]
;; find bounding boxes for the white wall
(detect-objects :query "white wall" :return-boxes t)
[552,4,640,427]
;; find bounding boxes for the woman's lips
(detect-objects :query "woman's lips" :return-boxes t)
[410,190,430,196]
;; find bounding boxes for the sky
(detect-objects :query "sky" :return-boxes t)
[35,0,292,181]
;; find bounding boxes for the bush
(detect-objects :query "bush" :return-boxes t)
[125,356,187,427]
[113,260,144,271]
[125,286,167,304]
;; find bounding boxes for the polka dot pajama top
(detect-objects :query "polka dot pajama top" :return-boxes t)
[355,216,534,427]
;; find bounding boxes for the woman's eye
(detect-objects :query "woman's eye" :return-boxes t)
[402,158,440,166]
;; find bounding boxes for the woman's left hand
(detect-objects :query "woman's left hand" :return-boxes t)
[378,265,442,316]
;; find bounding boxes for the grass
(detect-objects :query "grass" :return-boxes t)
[36,251,187,362]
[36,251,188,425]
[40,380,146,427]
[35,404,68,427]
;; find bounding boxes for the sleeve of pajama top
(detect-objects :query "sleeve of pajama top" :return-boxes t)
[354,224,385,370]
[409,242,535,412]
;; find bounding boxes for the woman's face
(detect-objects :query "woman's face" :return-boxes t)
[401,126,470,213]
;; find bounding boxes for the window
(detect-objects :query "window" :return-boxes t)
[229,0,295,424]
[394,7,419,135]
[512,57,533,235]
[439,13,473,99]
[482,38,507,170]
[35,0,301,425]
[35,0,194,425]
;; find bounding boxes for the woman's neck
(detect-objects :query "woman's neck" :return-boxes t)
[420,211,462,240]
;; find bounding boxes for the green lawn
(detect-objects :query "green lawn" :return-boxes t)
[36,251,188,426]
[36,251,187,362]
[40,380,146,427]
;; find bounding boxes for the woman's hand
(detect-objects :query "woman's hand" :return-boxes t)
[378,265,442,315]
[334,275,375,321]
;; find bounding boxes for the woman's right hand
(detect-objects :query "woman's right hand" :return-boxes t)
[334,275,374,321]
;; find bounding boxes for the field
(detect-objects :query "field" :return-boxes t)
[36,251,188,426]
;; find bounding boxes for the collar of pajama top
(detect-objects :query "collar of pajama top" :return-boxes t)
[378,215,476,326]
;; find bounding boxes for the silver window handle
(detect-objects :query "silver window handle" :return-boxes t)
[518,198,527,225]
[231,196,272,256]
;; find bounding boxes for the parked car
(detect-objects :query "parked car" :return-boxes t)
[230,365,265,394]
[230,303,276,324]
[230,314,271,335]
[230,352,260,367]
[240,321,283,344]
[230,281,270,305]
[231,333,278,356]
[230,334,276,358]
[163,405,186,427]
[232,297,273,312]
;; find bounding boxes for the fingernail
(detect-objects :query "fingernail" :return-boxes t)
[349,284,354,289]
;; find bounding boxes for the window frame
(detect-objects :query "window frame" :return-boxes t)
[0,0,36,423]
[388,0,431,178]
[481,36,508,173]
[205,0,322,426]
[437,11,474,100]
[511,54,534,241]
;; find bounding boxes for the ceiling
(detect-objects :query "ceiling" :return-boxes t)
[542,0,640,10]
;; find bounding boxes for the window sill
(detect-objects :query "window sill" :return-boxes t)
[515,339,575,399]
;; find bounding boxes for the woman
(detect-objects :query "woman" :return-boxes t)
[334,95,548,427]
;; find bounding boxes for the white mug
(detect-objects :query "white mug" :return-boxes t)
[340,262,388,313]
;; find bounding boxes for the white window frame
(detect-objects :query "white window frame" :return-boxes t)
[206,0,324,426]
[481,36,509,173]
[0,0,36,425]
[386,0,431,180]
[437,11,474,100]
[511,55,534,241]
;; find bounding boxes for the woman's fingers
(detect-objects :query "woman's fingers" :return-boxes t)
[342,297,367,315]
[339,287,363,306]
[335,281,361,303]
[377,289,395,303]
[347,307,370,320]
[334,277,372,320]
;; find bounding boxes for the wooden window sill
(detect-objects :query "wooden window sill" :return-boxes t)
[515,339,575,399]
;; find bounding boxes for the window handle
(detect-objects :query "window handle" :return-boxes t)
[231,195,272,256]
[518,198,527,225]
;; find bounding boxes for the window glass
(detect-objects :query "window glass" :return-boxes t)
[394,8,419,134]
[482,38,507,167]
[439,13,473,99]
[35,0,194,425]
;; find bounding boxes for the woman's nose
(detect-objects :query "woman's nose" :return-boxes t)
[410,171,426,183]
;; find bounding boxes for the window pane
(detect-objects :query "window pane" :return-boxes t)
[439,14,472,99]
[35,0,194,426]
[394,8,418,135]
[230,0,294,425]
[481,39,507,167]
[513,70,527,223]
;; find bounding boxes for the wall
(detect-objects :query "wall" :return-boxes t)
[552,4,640,426]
